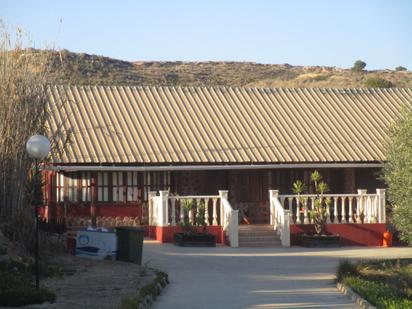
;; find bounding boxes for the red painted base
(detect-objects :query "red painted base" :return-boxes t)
[290,224,387,246]
[147,226,225,244]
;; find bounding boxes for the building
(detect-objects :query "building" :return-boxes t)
[41,86,412,246]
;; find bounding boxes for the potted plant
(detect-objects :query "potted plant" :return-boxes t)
[173,199,216,247]
[293,170,340,247]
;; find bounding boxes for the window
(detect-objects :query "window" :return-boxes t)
[112,172,124,202]
[127,172,139,202]
[143,172,171,201]
[67,176,78,202]
[56,173,65,202]
[80,172,92,202]
[97,172,109,202]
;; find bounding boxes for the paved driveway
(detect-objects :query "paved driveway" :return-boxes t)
[143,241,412,309]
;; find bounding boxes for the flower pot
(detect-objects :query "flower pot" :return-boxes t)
[173,233,216,247]
[302,234,340,248]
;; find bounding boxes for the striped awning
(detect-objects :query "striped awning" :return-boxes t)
[46,86,412,164]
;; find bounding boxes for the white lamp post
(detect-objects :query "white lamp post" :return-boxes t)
[26,135,50,290]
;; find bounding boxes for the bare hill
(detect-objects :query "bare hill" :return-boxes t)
[46,49,412,88]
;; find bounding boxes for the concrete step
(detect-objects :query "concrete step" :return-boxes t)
[239,230,276,237]
[239,224,273,230]
[238,224,281,247]
[239,240,282,247]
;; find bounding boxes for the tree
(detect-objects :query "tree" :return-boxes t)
[383,106,412,245]
[352,60,367,72]
[364,77,394,88]
[395,66,407,72]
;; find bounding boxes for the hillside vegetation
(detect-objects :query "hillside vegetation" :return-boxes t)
[42,49,412,88]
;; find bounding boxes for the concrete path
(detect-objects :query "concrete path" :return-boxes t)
[143,241,412,309]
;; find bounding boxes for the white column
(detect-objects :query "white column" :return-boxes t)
[303,198,309,224]
[326,198,331,224]
[219,190,228,226]
[158,190,169,226]
[376,189,386,223]
[282,210,291,247]
[212,198,218,226]
[333,197,338,223]
[204,198,210,225]
[269,190,279,226]
[179,198,184,223]
[148,191,157,226]
[170,197,176,226]
[341,197,347,223]
[348,197,354,223]
[357,189,367,223]
[310,197,315,223]
[295,197,302,224]
[229,209,239,247]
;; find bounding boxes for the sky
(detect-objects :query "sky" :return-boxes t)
[2,0,412,69]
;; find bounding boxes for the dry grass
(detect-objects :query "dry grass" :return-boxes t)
[38,49,412,88]
[0,27,53,218]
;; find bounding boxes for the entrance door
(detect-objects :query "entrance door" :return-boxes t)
[229,171,269,224]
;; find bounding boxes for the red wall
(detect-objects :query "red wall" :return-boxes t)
[290,224,387,246]
[147,225,225,244]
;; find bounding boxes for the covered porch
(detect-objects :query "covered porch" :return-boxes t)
[148,186,387,247]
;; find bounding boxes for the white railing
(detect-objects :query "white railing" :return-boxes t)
[269,190,291,247]
[278,189,386,225]
[148,190,239,247]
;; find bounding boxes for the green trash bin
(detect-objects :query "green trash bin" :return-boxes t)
[116,227,145,264]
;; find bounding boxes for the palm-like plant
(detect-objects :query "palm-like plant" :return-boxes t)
[293,170,331,235]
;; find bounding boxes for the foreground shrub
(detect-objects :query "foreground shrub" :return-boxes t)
[337,259,412,309]
[343,277,412,309]
[383,107,412,245]
[336,259,359,282]
[0,287,55,307]
[0,259,55,307]
[121,271,169,309]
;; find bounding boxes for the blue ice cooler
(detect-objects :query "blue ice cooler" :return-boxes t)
[75,230,117,260]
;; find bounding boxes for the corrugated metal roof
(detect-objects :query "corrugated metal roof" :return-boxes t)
[46,86,412,164]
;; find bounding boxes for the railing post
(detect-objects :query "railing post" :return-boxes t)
[376,189,386,223]
[204,198,210,225]
[230,209,239,247]
[269,190,279,226]
[219,190,228,226]
[283,210,291,247]
[357,189,367,223]
[212,198,218,226]
[179,198,184,223]
[148,191,157,225]
[170,197,176,226]
[158,190,169,226]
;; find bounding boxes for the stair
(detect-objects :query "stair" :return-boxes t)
[238,224,281,247]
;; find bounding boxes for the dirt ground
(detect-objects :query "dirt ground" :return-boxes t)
[23,254,155,309]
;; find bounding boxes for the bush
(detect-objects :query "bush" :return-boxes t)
[383,107,412,245]
[338,259,412,309]
[364,77,394,88]
[336,260,359,282]
[121,271,169,309]
[0,259,55,307]
[352,60,366,72]
[395,66,407,72]
[343,277,412,309]
[0,287,55,307]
